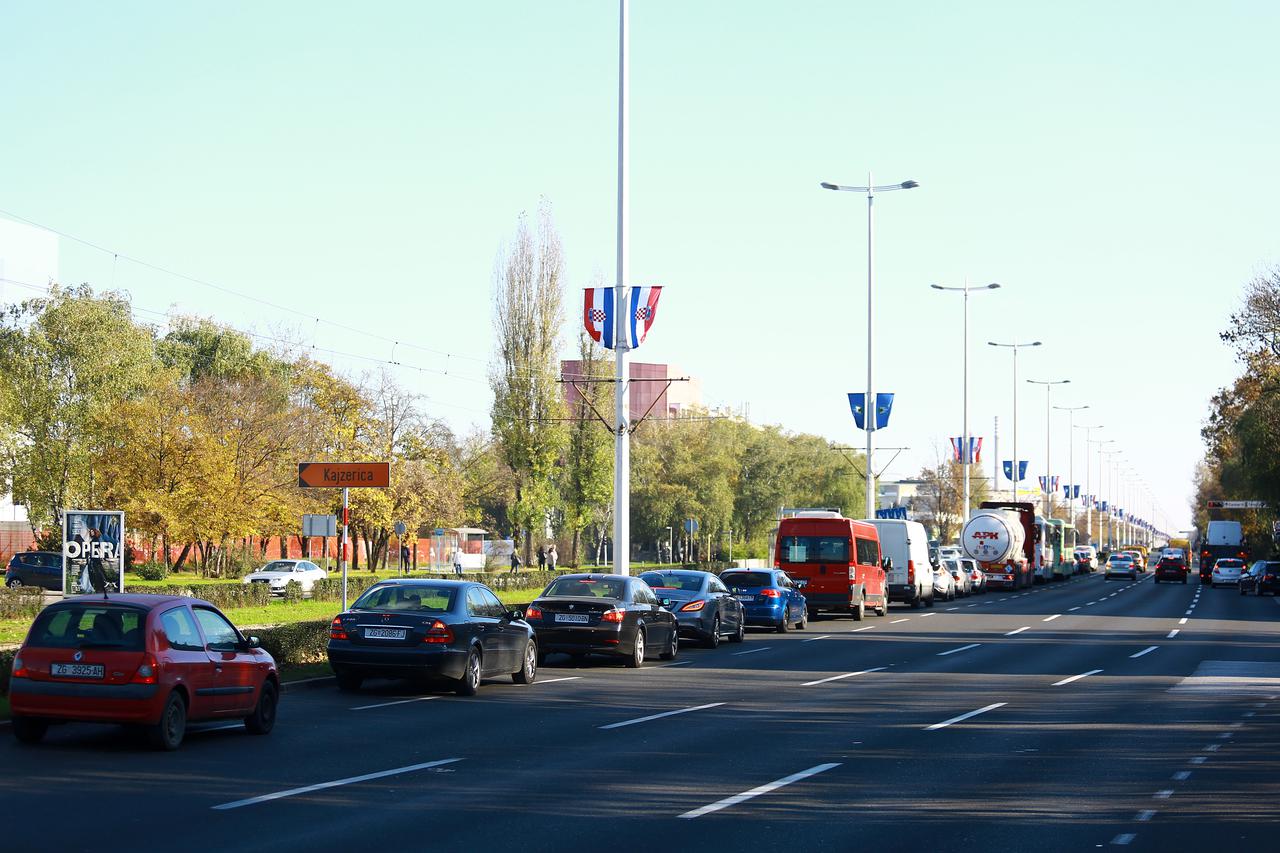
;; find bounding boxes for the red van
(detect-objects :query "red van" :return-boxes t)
[773,511,887,621]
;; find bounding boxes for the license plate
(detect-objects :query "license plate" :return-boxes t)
[363,627,407,640]
[554,613,590,624]
[735,595,755,602]
[52,663,104,679]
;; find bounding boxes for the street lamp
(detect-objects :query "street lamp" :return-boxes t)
[988,340,1042,501]
[1100,449,1122,550]
[1053,404,1089,534]
[1026,378,1070,517]
[931,281,1000,523]
[821,175,920,517]
[1077,427,1105,545]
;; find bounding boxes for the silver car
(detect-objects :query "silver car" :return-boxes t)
[933,562,957,601]
[944,558,972,597]
[1210,558,1246,587]
[961,558,985,594]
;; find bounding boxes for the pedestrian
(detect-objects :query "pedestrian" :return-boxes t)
[537,545,546,570]
[452,546,463,577]
[400,544,410,574]
[547,544,558,572]
[509,548,522,573]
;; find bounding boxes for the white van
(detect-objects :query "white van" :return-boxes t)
[868,518,934,608]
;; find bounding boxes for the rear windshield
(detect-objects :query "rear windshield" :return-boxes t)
[352,584,455,612]
[1215,560,1243,567]
[27,603,146,650]
[638,572,704,591]
[778,535,849,564]
[721,572,774,588]
[543,576,626,599]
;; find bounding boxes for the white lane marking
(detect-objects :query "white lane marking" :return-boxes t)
[925,702,1007,731]
[937,643,981,656]
[1217,732,1233,739]
[946,607,960,612]
[1204,744,1220,752]
[802,635,833,643]
[802,666,888,687]
[212,759,464,810]
[535,676,584,684]
[600,702,725,730]
[192,723,244,733]
[851,626,876,633]
[1053,669,1103,687]
[1130,646,1159,659]
[918,612,936,618]
[1086,600,1098,605]
[679,763,841,819]
[1005,626,1031,636]
[999,597,1010,602]
[966,603,979,607]
[1043,614,1062,622]
[891,618,911,624]
[1184,609,1194,615]
[1167,629,1180,638]
[1112,834,1137,846]
[1244,711,1255,717]
[731,647,770,656]
[1108,593,1118,598]
[1189,756,1206,764]
[1068,606,1081,611]
[657,660,693,667]
[1178,617,1188,625]
[1136,809,1156,821]
[1153,790,1173,799]
[1173,771,1191,781]
[350,695,443,711]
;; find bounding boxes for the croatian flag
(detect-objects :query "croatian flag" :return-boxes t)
[583,286,663,350]
[950,437,982,464]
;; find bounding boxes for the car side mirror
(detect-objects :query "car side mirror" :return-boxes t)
[881,557,893,570]
[509,610,523,621]
[246,636,261,649]
[660,598,672,608]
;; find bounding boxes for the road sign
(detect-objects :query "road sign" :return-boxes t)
[434,527,446,536]
[303,514,337,537]
[297,462,390,488]
[394,521,407,537]
[1206,500,1268,509]
[684,518,699,534]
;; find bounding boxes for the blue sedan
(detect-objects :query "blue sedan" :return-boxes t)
[719,569,808,632]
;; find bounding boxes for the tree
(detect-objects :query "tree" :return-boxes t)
[559,331,613,566]
[917,445,993,543]
[489,204,567,562]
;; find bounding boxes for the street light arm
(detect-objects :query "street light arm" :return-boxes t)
[820,182,869,192]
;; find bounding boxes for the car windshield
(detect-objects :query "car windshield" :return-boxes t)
[260,561,296,572]
[1216,560,1243,568]
[542,576,626,599]
[26,603,146,650]
[351,584,455,612]
[778,535,849,564]
[638,572,704,591]
[721,572,774,588]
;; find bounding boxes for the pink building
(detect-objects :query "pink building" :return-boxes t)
[560,360,702,423]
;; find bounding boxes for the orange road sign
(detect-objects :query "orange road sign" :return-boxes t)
[297,462,390,489]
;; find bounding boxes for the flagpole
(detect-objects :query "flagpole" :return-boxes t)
[612,0,630,577]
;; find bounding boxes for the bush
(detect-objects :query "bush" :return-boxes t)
[134,562,168,582]
[310,576,379,603]
[143,582,273,609]
[251,620,330,668]
[282,580,303,603]
[0,587,45,620]
[1,647,15,695]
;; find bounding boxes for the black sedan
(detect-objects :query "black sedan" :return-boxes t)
[638,569,745,648]
[327,579,537,696]
[525,574,678,667]
[1240,561,1280,596]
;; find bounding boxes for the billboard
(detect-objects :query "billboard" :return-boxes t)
[62,510,125,595]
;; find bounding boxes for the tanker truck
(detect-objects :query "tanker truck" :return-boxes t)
[961,501,1040,590]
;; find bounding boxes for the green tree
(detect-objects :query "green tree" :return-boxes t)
[559,331,613,566]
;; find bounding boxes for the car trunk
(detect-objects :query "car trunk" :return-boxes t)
[534,596,619,627]
[337,610,442,646]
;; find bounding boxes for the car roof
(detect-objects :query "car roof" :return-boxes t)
[56,593,207,609]
[364,578,473,587]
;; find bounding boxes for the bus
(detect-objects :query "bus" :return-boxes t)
[773,510,887,621]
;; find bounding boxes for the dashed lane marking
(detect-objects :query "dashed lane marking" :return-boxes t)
[1130,646,1159,659]
[925,702,1007,731]
[802,666,888,687]
[678,763,842,819]
[1112,833,1137,845]
[1043,614,1062,622]
[937,643,981,656]
[1168,629,1180,638]
[731,647,770,656]
[1005,626,1031,636]
[891,618,911,624]
[802,635,833,643]
[351,695,443,711]
[1136,810,1156,822]
[1053,669,1103,687]
[1173,771,1191,781]
[851,626,875,633]
[600,702,726,730]
[1153,790,1173,799]
[212,759,464,810]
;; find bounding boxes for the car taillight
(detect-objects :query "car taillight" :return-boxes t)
[680,600,706,612]
[329,616,348,640]
[131,653,158,685]
[907,560,915,585]
[11,655,29,679]
[600,608,626,623]
[423,620,454,644]
[525,606,543,621]
[758,588,780,598]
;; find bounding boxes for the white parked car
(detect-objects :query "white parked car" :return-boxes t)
[938,546,962,562]
[1210,558,1246,588]
[943,558,971,597]
[933,562,957,601]
[961,558,985,594]
[242,559,328,594]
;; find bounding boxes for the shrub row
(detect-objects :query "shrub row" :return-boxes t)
[309,576,381,602]
[249,619,331,668]
[142,582,273,609]
[1,647,14,695]
[0,587,46,620]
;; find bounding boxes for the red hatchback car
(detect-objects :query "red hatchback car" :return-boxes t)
[9,594,279,750]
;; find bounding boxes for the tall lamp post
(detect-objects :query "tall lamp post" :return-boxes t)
[1026,378,1070,517]
[1053,403,1089,535]
[1100,449,1121,550]
[1078,428,1107,546]
[988,340,1042,501]
[821,175,920,517]
[931,281,1001,523]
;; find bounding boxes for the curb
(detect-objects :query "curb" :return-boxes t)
[281,675,336,694]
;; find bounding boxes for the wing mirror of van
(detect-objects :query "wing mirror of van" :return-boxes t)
[881,557,893,570]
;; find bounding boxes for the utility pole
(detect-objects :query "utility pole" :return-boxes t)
[612,0,631,577]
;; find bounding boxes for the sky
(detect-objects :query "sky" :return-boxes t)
[3,0,1278,533]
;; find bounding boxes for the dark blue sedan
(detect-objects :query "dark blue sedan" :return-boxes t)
[327,579,537,696]
[639,570,745,648]
[718,569,808,632]
[5,551,63,591]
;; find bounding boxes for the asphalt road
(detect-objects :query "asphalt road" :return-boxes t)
[5,570,1280,852]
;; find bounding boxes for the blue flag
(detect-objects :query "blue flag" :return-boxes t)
[848,393,866,430]
[1002,460,1029,483]
[875,393,894,430]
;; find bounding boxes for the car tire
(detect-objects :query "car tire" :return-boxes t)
[731,619,746,643]
[925,593,935,608]
[661,630,679,661]
[909,595,921,610]
[625,630,646,668]
[513,641,538,684]
[244,680,278,735]
[776,614,789,633]
[796,609,807,630]
[6,578,22,589]
[456,648,482,695]
[851,597,864,622]
[335,671,364,692]
[874,599,888,616]
[704,616,722,649]
[11,716,47,745]
[148,692,187,751]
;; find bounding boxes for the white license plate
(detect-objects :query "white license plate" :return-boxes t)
[735,595,755,602]
[363,627,407,640]
[52,663,104,679]
[554,613,590,624]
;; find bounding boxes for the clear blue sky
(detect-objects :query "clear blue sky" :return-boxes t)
[4,0,1278,531]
